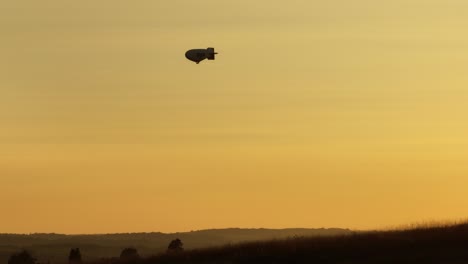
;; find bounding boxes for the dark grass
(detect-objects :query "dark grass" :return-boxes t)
[105,222,468,264]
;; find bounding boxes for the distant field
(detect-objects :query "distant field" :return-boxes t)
[0,228,349,264]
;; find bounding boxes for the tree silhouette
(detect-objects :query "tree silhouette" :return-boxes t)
[68,248,82,264]
[8,250,36,264]
[119,248,140,261]
[167,238,184,253]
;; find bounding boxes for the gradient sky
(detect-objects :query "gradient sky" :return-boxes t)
[2,0,468,234]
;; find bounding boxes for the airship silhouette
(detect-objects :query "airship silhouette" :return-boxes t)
[185,47,217,64]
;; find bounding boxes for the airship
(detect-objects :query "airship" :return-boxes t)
[185,47,218,64]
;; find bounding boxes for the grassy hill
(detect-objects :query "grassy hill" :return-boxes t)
[106,223,468,264]
[0,228,350,264]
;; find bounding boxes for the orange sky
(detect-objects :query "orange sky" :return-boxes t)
[1,0,468,234]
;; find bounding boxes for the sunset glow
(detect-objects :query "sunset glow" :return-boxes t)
[2,0,468,234]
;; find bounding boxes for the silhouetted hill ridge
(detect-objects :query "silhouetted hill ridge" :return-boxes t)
[138,223,468,263]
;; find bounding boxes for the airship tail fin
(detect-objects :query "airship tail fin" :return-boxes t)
[207,47,217,60]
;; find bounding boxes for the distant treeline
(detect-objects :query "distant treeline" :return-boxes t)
[0,228,349,264]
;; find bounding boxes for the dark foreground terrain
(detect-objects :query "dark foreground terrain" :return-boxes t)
[130,223,468,264]
[5,223,468,264]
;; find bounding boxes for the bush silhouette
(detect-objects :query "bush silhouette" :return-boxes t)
[119,248,139,261]
[68,248,82,264]
[8,250,36,264]
[167,238,183,253]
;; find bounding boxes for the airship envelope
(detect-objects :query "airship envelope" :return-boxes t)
[185,48,217,64]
